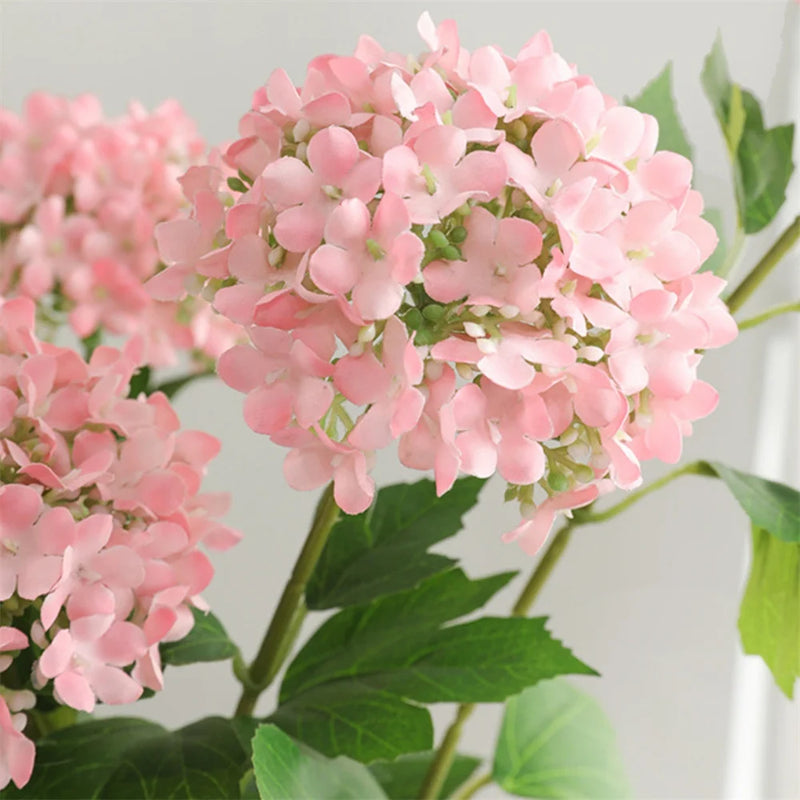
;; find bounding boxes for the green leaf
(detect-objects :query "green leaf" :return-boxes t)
[269,683,434,764]
[368,752,481,800]
[251,724,388,799]
[739,525,800,699]
[2,718,165,799]
[306,477,485,609]
[738,123,794,234]
[626,63,693,161]
[699,208,727,274]
[701,34,795,233]
[283,569,517,700]
[100,716,254,799]
[368,617,597,703]
[709,462,800,542]
[701,34,741,155]
[493,679,631,798]
[161,607,239,667]
[128,365,152,398]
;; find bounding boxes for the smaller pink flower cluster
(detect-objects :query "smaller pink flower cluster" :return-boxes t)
[154,14,737,552]
[0,92,241,367]
[0,297,239,790]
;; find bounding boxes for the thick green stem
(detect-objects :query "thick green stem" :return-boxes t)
[453,771,492,800]
[725,214,800,314]
[234,483,339,717]
[418,704,475,800]
[511,522,574,617]
[737,300,800,331]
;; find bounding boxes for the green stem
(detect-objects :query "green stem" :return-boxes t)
[421,460,720,795]
[737,300,800,331]
[725,214,800,314]
[234,483,339,717]
[453,771,492,800]
[511,522,574,617]
[574,461,717,525]
[418,704,475,800]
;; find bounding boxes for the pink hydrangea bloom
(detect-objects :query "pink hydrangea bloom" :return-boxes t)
[0,297,238,790]
[0,93,242,367]
[155,13,736,550]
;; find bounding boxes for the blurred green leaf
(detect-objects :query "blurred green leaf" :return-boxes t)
[739,526,800,698]
[493,679,630,798]
[701,33,795,233]
[626,62,693,161]
[710,462,800,542]
[251,725,388,799]
[700,207,728,274]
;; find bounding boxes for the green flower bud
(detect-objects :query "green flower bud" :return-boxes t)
[428,229,449,248]
[450,225,467,243]
[547,471,570,492]
[422,303,445,322]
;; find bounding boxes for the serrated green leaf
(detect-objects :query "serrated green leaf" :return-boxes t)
[368,752,481,800]
[161,607,239,667]
[269,683,434,763]
[493,679,630,798]
[251,724,388,799]
[626,63,693,161]
[307,477,485,609]
[2,718,165,800]
[100,716,253,799]
[739,526,800,699]
[710,462,800,542]
[283,569,517,700]
[367,617,597,703]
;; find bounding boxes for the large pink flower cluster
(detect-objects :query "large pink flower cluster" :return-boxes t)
[0,92,241,367]
[0,297,239,790]
[154,14,736,552]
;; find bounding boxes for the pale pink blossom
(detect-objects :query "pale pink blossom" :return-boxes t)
[156,13,737,552]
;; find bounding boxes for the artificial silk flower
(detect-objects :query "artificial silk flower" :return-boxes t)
[0,297,239,790]
[0,93,241,367]
[154,12,736,549]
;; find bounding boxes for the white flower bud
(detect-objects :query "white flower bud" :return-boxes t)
[292,118,310,142]
[358,323,377,343]
[463,321,486,338]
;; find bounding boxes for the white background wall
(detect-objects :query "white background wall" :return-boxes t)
[1,2,798,797]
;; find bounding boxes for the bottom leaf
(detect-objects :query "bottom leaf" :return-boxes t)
[251,724,388,799]
[493,679,630,799]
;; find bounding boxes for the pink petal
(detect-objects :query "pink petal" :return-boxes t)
[309,244,361,296]
[262,157,316,208]
[243,383,294,434]
[307,126,360,186]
